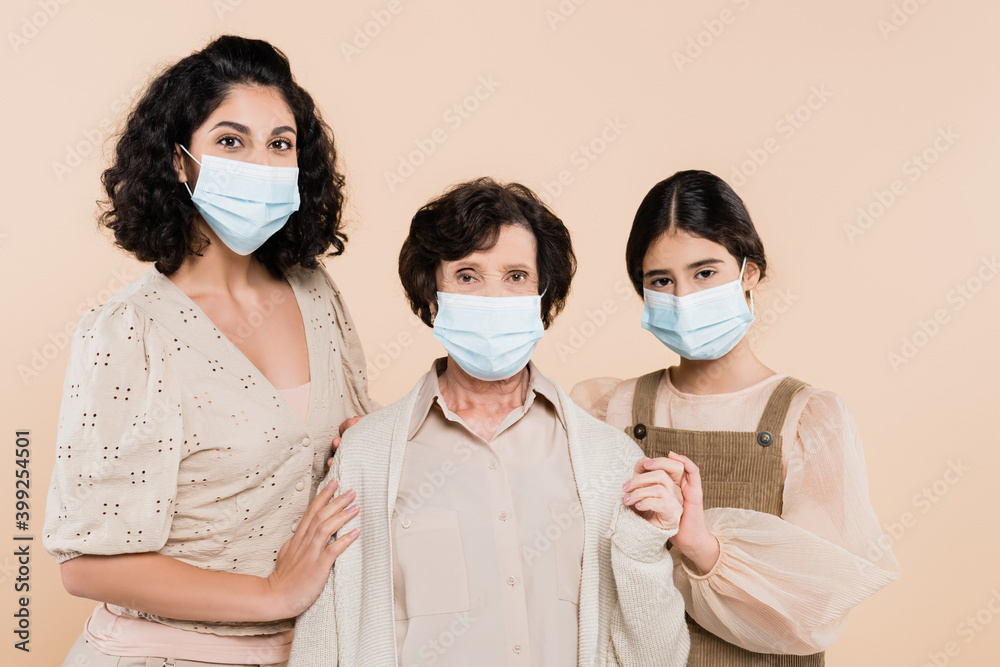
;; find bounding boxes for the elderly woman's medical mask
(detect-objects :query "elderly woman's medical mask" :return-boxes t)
[432,291,544,381]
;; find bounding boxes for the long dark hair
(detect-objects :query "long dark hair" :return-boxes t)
[625,170,767,295]
[99,35,348,277]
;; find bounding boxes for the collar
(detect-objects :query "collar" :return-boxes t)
[407,357,566,440]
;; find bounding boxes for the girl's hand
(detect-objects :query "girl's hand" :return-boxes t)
[265,478,359,617]
[622,456,684,530]
[666,451,720,574]
[327,416,362,468]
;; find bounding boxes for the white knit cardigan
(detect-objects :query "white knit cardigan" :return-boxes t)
[289,371,690,666]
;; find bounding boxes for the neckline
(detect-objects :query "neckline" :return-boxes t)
[149,265,316,430]
[662,366,785,401]
[277,380,311,392]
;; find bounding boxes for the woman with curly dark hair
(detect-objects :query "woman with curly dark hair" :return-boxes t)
[42,35,375,667]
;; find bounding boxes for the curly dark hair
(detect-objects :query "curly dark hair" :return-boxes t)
[398,177,576,329]
[99,35,348,277]
[625,170,767,295]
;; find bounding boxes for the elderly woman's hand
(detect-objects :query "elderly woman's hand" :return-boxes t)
[622,456,684,530]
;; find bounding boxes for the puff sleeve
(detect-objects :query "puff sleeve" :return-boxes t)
[672,390,901,654]
[43,300,184,563]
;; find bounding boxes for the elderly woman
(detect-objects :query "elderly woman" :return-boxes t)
[289,178,690,666]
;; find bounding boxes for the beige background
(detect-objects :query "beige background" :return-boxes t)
[2,1,998,665]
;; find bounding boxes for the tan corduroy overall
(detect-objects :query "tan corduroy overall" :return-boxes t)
[629,369,824,666]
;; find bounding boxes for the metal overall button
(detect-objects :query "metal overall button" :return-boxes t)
[756,431,773,447]
[633,423,647,440]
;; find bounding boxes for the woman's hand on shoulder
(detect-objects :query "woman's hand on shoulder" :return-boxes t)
[265,477,359,617]
[326,416,363,468]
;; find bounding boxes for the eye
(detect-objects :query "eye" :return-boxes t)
[508,271,528,283]
[456,271,478,284]
[696,269,716,280]
[217,134,243,149]
[270,137,294,151]
[651,277,673,287]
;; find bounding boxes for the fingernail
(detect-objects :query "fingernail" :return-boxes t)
[350,528,360,537]
[345,489,356,499]
[622,481,629,491]
[623,494,631,503]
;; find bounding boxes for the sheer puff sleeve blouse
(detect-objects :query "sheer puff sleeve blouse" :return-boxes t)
[43,263,375,636]
[570,371,900,655]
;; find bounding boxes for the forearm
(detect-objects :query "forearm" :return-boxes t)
[609,504,689,666]
[676,507,899,654]
[59,552,283,623]
[671,530,720,575]
[288,569,338,667]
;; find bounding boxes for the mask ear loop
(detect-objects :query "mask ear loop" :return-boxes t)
[178,144,201,197]
[739,257,755,316]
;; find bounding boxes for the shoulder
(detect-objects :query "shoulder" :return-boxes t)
[568,376,623,423]
[71,269,167,351]
[286,262,340,298]
[793,384,857,431]
[553,381,644,470]
[336,375,429,461]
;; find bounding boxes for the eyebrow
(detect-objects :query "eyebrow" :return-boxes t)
[643,258,725,278]
[450,261,534,273]
[210,121,297,136]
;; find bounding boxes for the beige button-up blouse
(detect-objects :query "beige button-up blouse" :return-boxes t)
[392,357,583,666]
[42,263,375,636]
[571,370,901,654]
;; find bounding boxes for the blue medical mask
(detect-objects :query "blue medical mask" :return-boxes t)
[642,257,755,360]
[179,144,300,255]
[432,291,545,381]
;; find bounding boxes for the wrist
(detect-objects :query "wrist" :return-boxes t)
[260,573,291,621]
[673,531,720,575]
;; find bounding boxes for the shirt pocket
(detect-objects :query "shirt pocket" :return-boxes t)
[392,510,470,620]
[547,501,584,606]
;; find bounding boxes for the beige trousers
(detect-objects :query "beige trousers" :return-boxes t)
[60,632,288,667]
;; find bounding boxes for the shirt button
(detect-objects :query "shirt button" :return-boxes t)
[301,437,311,448]
[402,518,412,529]
[513,644,521,654]
[498,511,508,521]
[488,458,497,469]
[295,479,305,492]
[507,576,516,586]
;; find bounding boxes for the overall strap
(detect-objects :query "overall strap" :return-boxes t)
[631,369,665,431]
[754,376,810,446]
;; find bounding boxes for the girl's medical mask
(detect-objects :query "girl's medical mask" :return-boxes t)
[641,257,755,360]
